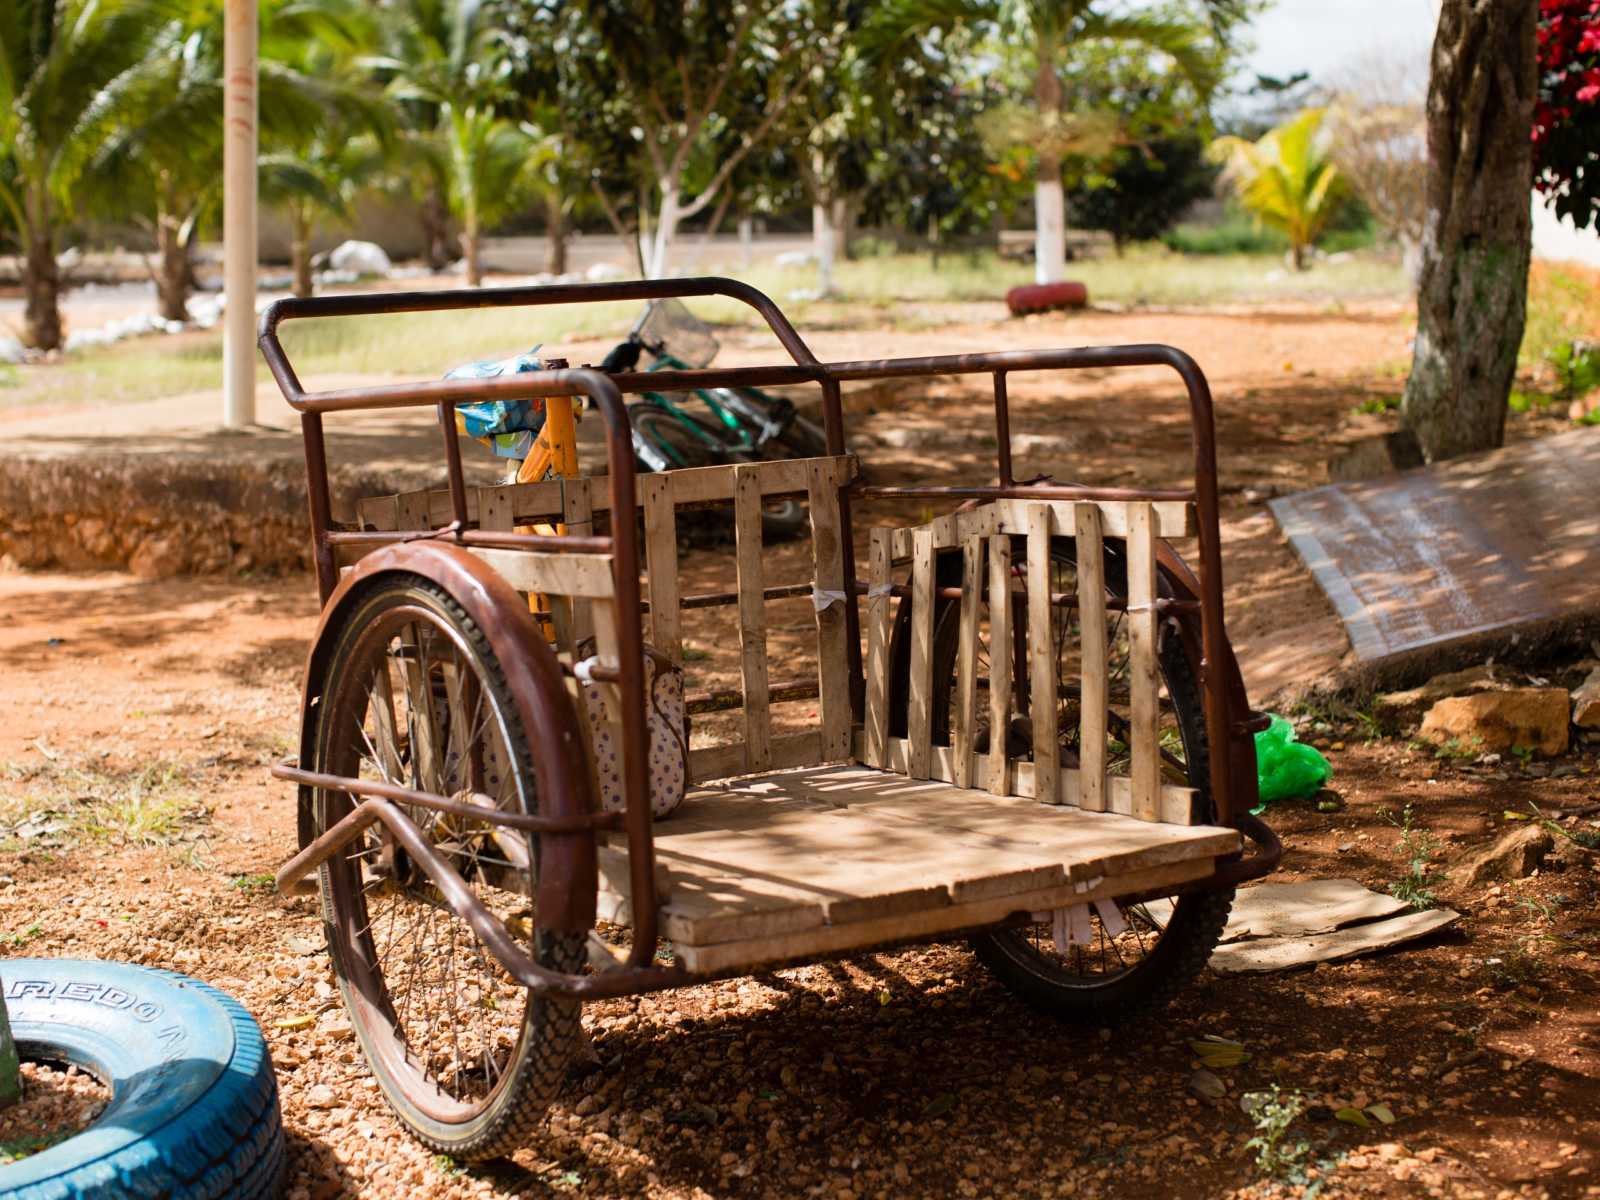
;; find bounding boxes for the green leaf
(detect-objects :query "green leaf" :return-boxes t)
[1366,1103,1396,1125]
[1190,1037,1250,1067]
[922,1092,958,1118]
[1333,1106,1370,1127]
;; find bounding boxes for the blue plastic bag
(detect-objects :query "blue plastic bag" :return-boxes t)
[445,346,546,460]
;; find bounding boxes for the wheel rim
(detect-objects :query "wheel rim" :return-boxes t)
[317,597,537,1125]
[931,545,1204,987]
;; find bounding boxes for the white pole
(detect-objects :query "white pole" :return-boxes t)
[222,0,258,428]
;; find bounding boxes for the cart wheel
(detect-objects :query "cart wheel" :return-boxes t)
[309,575,583,1160]
[926,539,1234,1024]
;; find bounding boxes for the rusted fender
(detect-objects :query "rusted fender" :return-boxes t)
[290,540,597,933]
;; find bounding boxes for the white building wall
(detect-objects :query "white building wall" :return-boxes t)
[1532,197,1600,269]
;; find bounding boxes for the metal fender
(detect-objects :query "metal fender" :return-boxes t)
[291,540,598,932]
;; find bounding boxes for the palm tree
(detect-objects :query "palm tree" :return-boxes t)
[0,0,173,350]
[261,134,388,298]
[1209,107,1345,270]
[85,0,378,319]
[878,0,1242,284]
[373,0,538,286]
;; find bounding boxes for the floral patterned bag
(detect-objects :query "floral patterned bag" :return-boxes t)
[576,640,688,819]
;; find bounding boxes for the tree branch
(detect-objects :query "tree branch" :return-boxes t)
[676,72,803,221]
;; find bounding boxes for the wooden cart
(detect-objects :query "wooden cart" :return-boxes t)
[261,279,1279,1160]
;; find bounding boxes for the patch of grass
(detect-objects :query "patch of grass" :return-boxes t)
[1354,393,1401,415]
[1,1130,75,1165]
[1522,260,1600,371]
[0,759,209,849]
[1,334,228,412]
[1243,1086,1310,1181]
[4,923,42,949]
[230,873,277,893]
[1383,803,1440,910]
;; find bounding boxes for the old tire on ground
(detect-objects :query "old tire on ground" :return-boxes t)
[0,958,285,1199]
[1005,281,1089,315]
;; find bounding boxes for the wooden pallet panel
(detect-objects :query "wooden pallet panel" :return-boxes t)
[986,534,1014,796]
[807,459,852,763]
[863,529,893,770]
[670,858,1215,976]
[642,473,682,663]
[1075,503,1108,813]
[732,464,772,773]
[858,733,1198,825]
[907,527,935,780]
[605,765,1236,959]
[1125,502,1161,821]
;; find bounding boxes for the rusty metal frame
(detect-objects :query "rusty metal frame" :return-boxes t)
[258,276,1276,1002]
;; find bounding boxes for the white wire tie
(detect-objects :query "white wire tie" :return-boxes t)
[1123,601,1160,614]
[573,655,604,684]
[812,585,849,612]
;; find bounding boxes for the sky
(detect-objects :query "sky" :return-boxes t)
[1239,0,1440,89]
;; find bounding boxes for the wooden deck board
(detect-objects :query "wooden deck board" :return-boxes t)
[1269,426,1600,668]
[611,765,1238,954]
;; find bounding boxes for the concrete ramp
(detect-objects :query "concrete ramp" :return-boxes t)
[1269,426,1600,673]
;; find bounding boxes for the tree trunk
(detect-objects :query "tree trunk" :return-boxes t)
[546,191,567,276]
[462,218,482,287]
[155,210,192,322]
[648,183,681,279]
[1034,52,1066,286]
[289,209,314,300]
[738,215,754,267]
[1290,241,1308,271]
[812,200,836,297]
[422,186,452,272]
[22,203,62,352]
[1400,0,1537,463]
[830,196,850,262]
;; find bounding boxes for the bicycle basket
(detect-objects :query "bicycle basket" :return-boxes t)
[638,298,719,369]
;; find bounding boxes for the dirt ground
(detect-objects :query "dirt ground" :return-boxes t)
[3,303,1599,1199]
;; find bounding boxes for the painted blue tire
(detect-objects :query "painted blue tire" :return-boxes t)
[0,960,284,1200]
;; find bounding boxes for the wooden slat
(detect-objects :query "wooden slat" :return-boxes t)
[733,463,772,773]
[357,494,400,532]
[396,489,432,533]
[670,859,1213,975]
[689,731,823,784]
[907,527,936,780]
[1126,502,1162,821]
[807,459,852,763]
[1027,504,1059,805]
[1075,503,1108,813]
[641,473,682,664]
[953,534,982,788]
[562,477,594,535]
[856,732,1198,825]
[466,549,614,598]
[863,528,893,770]
[986,533,1014,796]
[888,498,1194,560]
[477,485,514,532]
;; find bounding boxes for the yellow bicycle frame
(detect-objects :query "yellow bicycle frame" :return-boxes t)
[511,391,580,635]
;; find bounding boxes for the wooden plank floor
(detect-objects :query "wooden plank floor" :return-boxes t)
[1269,426,1600,667]
[605,765,1239,974]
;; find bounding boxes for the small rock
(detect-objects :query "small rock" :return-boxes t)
[1189,1069,1227,1100]
[128,535,188,580]
[1573,667,1600,729]
[1315,789,1345,813]
[1419,687,1570,757]
[1455,825,1555,884]
[306,1083,338,1109]
[1373,665,1500,727]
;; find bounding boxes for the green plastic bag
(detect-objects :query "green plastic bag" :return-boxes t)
[1253,715,1332,810]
